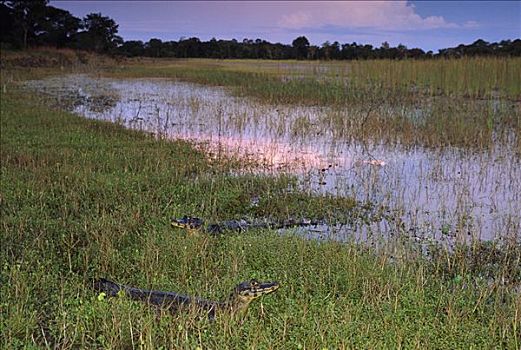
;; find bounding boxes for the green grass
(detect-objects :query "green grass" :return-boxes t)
[1,65,520,349]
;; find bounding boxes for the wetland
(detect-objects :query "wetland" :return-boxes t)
[2,55,520,349]
[23,68,521,242]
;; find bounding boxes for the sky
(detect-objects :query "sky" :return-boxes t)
[51,1,521,52]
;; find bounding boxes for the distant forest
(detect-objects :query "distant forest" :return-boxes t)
[1,0,520,59]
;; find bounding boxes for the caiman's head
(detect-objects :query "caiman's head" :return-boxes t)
[227,279,280,314]
[171,216,204,233]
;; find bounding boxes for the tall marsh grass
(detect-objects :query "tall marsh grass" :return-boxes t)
[108,57,520,149]
[117,57,521,100]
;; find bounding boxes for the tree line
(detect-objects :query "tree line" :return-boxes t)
[1,0,520,59]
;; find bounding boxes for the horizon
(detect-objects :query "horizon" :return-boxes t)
[50,1,520,52]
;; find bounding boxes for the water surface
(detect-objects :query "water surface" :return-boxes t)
[24,75,520,242]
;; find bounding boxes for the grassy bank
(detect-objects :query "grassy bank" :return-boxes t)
[1,68,520,349]
[106,58,520,149]
[1,47,119,69]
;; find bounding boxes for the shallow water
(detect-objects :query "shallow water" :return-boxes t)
[24,74,521,242]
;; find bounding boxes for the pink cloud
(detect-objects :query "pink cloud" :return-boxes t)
[278,1,458,30]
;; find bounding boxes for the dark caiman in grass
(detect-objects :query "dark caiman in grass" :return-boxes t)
[171,215,325,234]
[94,278,280,320]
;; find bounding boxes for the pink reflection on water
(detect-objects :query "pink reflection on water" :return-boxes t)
[169,130,347,172]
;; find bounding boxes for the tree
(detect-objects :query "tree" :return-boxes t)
[340,43,355,59]
[37,6,81,48]
[407,48,425,59]
[119,40,145,57]
[307,45,318,60]
[331,41,340,59]
[467,39,491,56]
[320,41,332,60]
[0,2,15,46]
[292,36,310,59]
[397,44,407,59]
[7,0,48,48]
[78,13,122,53]
[510,39,521,56]
[145,38,163,57]
[379,41,391,59]
[177,37,201,58]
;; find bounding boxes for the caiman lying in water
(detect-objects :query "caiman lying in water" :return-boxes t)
[93,278,279,320]
[171,215,322,234]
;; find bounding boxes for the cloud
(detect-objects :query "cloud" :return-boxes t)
[54,0,489,50]
[278,1,458,31]
[463,20,480,28]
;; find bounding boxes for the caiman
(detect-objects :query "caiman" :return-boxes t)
[171,215,322,234]
[93,278,279,320]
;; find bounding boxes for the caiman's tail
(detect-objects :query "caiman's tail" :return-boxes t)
[93,278,123,297]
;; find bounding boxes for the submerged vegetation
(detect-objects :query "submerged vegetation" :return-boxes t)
[1,52,520,348]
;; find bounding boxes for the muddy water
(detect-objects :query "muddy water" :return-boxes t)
[24,75,520,242]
